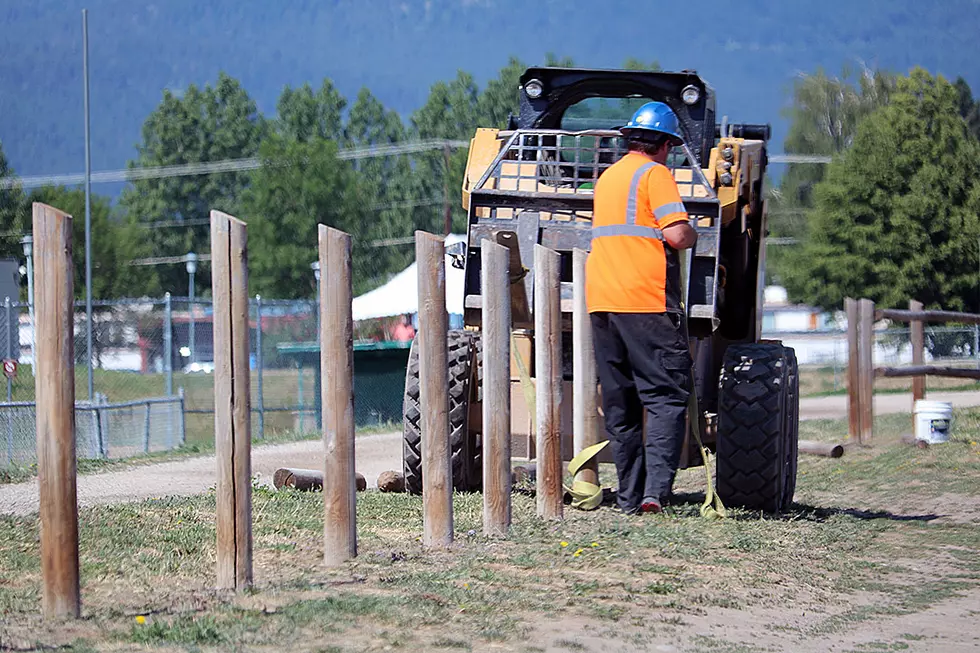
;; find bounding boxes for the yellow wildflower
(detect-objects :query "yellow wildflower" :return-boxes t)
[463,582,470,589]
[135,615,146,625]
[573,549,584,558]
[560,541,569,548]
[590,542,599,548]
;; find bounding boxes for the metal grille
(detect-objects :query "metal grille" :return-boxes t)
[470,129,717,221]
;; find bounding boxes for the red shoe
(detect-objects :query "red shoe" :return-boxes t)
[640,497,662,514]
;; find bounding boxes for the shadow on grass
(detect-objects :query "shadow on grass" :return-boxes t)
[666,491,944,523]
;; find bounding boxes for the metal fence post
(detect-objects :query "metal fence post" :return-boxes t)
[297,363,304,434]
[5,297,12,464]
[5,297,12,403]
[163,293,173,396]
[178,386,186,447]
[255,295,264,440]
[143,401,151,453]
[975,324,979,370]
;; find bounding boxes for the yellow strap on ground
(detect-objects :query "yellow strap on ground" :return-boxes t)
[511,333,536,432]
[563,441,610,510]
[688,372,727,519]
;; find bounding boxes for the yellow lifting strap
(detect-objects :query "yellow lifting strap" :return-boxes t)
[688,370,727,519]
[510,333,725,518]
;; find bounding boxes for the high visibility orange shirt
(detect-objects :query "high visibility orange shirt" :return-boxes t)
[586,152,689,314]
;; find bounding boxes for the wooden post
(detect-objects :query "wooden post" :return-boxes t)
[534,245,563,520]
[572,248,599,487]
[910,299,925,406]
[320,225,357,564]
[481,239,511,537]
[34,202,80,619]
[210,210,252,590]
[845,298,861,441]
[858,298,875,445]
[416,231,453,547]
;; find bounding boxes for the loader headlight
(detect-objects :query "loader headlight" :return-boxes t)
[681,85,700,105]
[524,79,544,99]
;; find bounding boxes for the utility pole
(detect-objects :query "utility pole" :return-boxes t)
[82,9,94,400]
[442,145,452,235]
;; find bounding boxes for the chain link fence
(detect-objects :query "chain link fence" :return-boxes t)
[0,295,411,469]
[771,325,980,394]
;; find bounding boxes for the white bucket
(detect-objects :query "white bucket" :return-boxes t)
[913,400,953,444]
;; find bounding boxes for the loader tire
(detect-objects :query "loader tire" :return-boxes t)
[716,342,799,513]
[402,330,480,495]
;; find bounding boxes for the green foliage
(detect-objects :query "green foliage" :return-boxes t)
[27,185,123,299]
[768,65,895,285]
[0,140,27,264]
[783,68,980,312]
[954,76,980,141]
[243,134,381,298]
[276,79,347,143]
[119,72,266,296]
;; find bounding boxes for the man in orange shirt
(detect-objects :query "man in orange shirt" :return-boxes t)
[586,102,697,515]
[392,314,416,342]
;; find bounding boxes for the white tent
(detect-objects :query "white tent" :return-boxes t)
[352,234,467,322]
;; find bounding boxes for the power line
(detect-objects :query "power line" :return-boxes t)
[2,139,469,190]
[768,154,832,164]
[2,142,832,192]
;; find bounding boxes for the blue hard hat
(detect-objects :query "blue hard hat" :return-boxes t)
[620,101,684,146]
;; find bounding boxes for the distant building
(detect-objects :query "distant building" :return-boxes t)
[760,286,839,333]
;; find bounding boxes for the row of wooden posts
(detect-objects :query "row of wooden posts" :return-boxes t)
[33,202,595,619]
[846,297,980,445]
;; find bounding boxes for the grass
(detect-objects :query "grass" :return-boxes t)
[798,363,980,397]
[1,414,979,651]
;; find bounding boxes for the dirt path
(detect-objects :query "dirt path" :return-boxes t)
[0,432,402,517]
[2,390,979,517]
[800,389,980,420]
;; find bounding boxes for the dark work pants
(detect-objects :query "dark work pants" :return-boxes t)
[590,311,692,513]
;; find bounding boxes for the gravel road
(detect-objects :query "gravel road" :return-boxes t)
[2,390,979,516]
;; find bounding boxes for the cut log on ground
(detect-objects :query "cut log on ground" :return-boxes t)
[901,434,931,449]
[378,470,405,493]
[512,464,536,485]
[273,468,366,492]
[798,440,845,458]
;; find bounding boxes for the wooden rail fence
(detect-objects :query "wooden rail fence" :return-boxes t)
[848,296,980,444]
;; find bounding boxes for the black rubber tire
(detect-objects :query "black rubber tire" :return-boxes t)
[402,330,479,495]
[783,347,799,506]
[715,342,797,513]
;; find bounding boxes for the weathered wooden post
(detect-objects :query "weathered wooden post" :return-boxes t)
[534,244,563,520]
[845,298,861,441]
[34,202,80,619]
[320,225,357,564]
[416,231,453,547]
[572,248,599,487]
[210,210,252,589]
[910,299,925,407]
[481,238,511,536]
[858,298,876,445]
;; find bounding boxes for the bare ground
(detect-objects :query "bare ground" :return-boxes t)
[3,390,979,518]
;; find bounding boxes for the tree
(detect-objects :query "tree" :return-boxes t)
[410,71,482,234]
[276,79,346,143]
[783,68,980,313]
[0,140,27,264]
[767,65,895,285]
[119,73,265,296]
[345,88,417,284]
[954,76,980,141]
[476,56,527,129]
[27,185,123,300]
[242,134,381,298]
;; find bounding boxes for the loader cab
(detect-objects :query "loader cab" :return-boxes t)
[516,67,716,166]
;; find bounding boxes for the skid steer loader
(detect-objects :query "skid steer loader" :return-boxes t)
[402,66,799,513]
